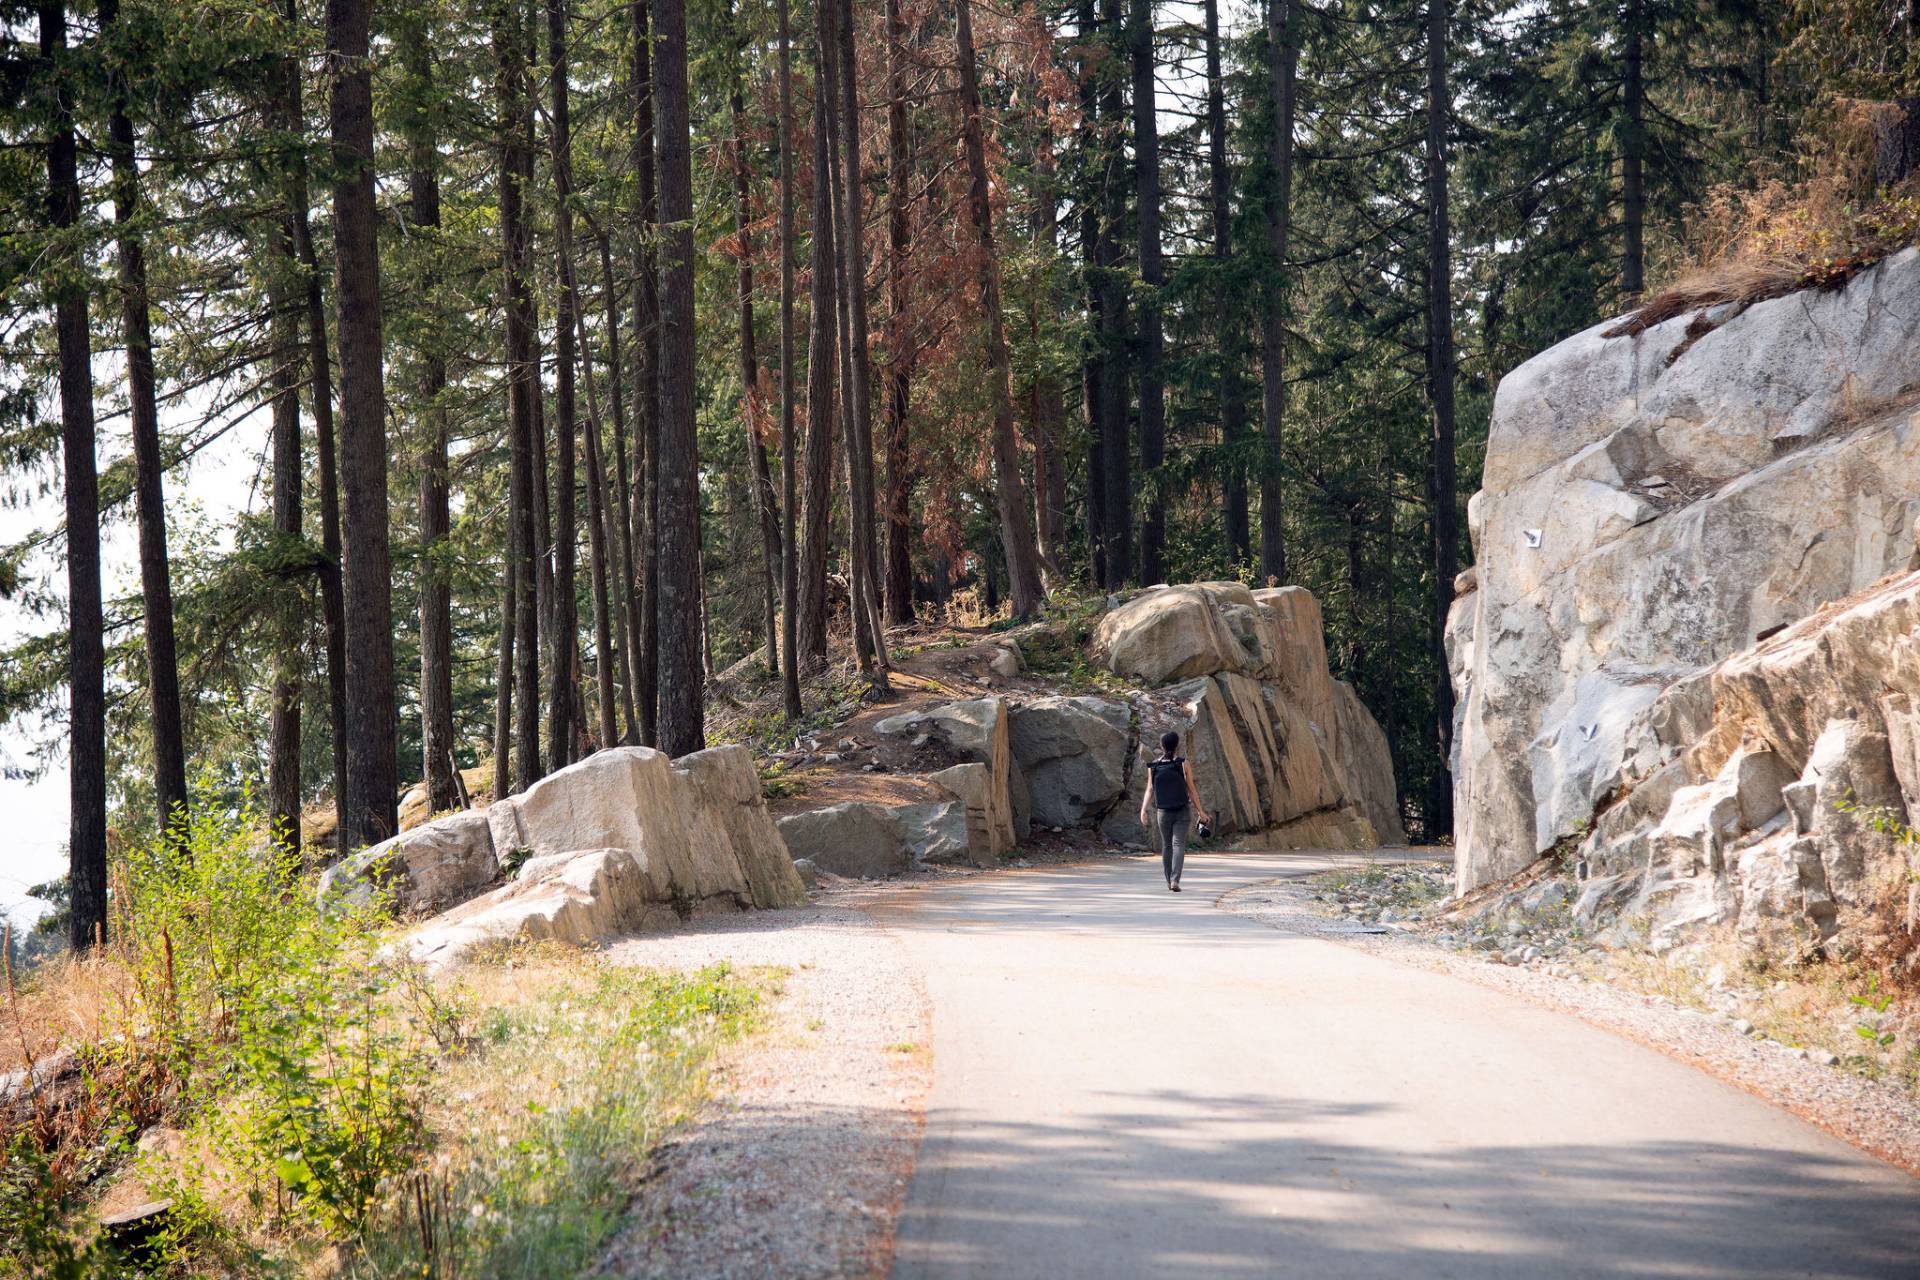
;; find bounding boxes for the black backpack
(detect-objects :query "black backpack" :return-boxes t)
[1147,757,1189,811]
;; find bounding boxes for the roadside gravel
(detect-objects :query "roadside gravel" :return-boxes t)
[596,899,931,1279]
[1220,867,1920,1177]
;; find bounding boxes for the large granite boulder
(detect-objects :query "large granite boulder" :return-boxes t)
[671,747,809,909]
[1008,696,1131,828]
[1090,583,1263,684]
[394,745,806,964]
[1449,248,1920,893]
[775,803,908,879]
[874,696,1015,858]
[319,810,498,914]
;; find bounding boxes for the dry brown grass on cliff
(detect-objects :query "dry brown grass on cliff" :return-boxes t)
[1609,104,1920,339]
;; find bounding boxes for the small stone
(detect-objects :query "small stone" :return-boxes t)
[823,753,844,764]
[1808,1048,1837,1066]
[1732,1018,1754,1036]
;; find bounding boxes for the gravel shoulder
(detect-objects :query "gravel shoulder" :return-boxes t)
[1218,862,1920,1177]
[596,900,932,1279]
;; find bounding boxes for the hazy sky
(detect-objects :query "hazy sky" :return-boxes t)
[0,383,268,930]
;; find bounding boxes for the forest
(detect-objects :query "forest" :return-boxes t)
[1,0,1914,955]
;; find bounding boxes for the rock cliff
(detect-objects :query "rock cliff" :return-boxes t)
[1449,247,1920,958]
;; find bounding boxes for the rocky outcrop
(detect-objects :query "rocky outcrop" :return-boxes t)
[1548,571,1920,955]
[319,809,498,914]
[1450,248,1920,894]
[387,745,806,964]
[1008,696,1131,828]
[873,697,1015,861]
[1088,583,1400,849]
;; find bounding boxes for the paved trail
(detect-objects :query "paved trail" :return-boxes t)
[872,851,1920,1280]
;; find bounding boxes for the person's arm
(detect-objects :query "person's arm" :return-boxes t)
[1139,771,1153,827]
[1183,760,1209,825]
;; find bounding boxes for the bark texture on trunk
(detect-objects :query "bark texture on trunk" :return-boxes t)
[598,232,643,740]
[630,0,660,745]
[1204,0,1249,565]
[777,0,803,717]
[1259,0,1299,585]
[267,217,305,850]
[547,0,580,769]
[1097,0,1130,587]
[882,0,916,625]
[496,0,541,793]
[731,3,782,673]
[1621,0,1644,298]
[1425,0,1457,840]
[799,55,839,667]
[1130,0,1166,588]
[45,0,107,949]
[653,0,705,757]
[102,0,188,835]
[327,0,398,847]
[1031,139,1068,585]
[402,27,457,813]
[833,0,890,677]
[955,0,1046,617]
[281,0,348,853]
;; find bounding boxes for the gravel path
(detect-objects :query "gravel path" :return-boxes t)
[1219,864,1920,1176]
[596,901,931,1279]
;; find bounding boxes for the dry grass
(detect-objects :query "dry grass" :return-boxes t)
[1609,104,1920,339]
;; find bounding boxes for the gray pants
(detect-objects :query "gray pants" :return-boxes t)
[1156,808,1190,883]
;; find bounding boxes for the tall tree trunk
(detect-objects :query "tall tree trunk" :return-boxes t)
[1130,0,1166,587]
[576,292,620,749]
[630,0,660,745]
[1259,0,1299,584]
[496,0,541,792]
[597,232,643,739]
[101,0,187,835]
[402,28,457,813]
[1031,138,1069,584]
[547,0,580,769]
[281,0,349,854]
[777,0,804,716]
[267,217,305,850]
[955,0,1045,616]
[1077,0,1108,588]
[881,0,916,625]
[654,0,705,756]
[1621,0,1644,298]
[1425,0,1458,840]
[731,3,782,674]
[799,58,839,667]
[822,36,874,674]
[833,0,891,678]
[44,0,106,949]
[327,0,398,848]
[1204,0,1249,567]
[1097,0,1130,586]
[493,558,516,799]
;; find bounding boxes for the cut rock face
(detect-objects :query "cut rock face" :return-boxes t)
[1547,570,1920,951]
[1450,248,1920,893]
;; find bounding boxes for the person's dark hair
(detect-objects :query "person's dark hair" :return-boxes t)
[1160,730,1180,756]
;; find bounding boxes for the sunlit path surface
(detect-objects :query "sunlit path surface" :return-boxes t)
[873,851,1920,1280]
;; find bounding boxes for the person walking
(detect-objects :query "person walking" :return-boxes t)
[1138,731,1210,892]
